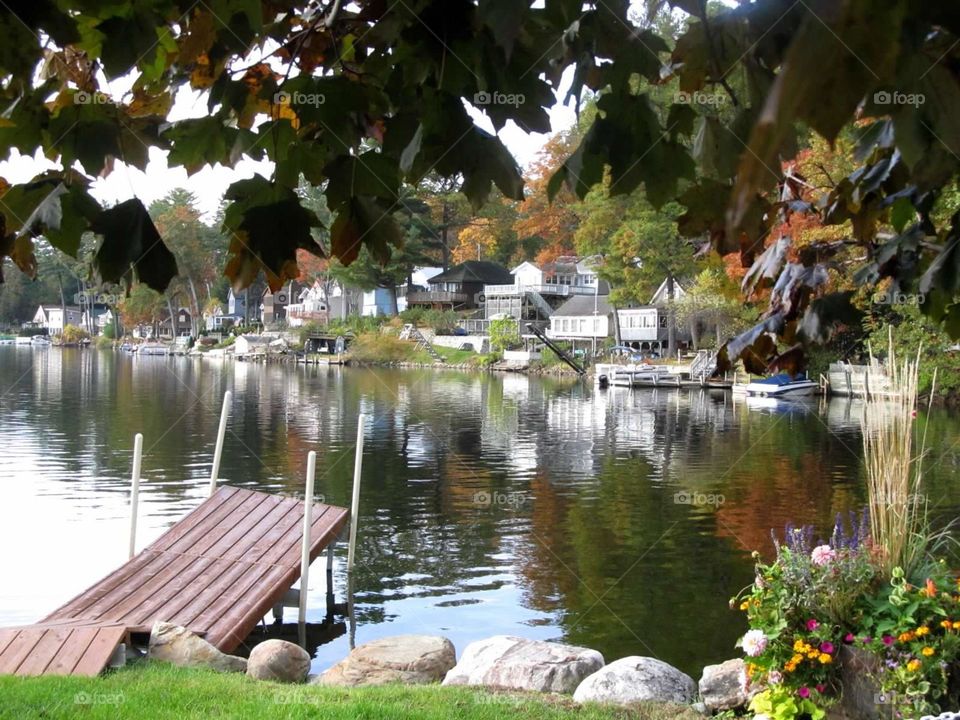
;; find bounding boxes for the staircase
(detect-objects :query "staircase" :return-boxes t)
[689,349,718,379]
[524,290,555,320]
[400,324,444,362]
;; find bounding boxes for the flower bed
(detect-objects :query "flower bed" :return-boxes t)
[734,512,960,719]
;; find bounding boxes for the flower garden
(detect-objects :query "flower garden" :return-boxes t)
[732,348,960,720]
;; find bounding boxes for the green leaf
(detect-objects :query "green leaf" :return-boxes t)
[163,117,238,174]
[324,152,401,209]
[890,196,916,234]
[91,198,178,292]
[478,0,526,58]
[97,9,165,78]
[221,177,325,291]
[329,196,401,267]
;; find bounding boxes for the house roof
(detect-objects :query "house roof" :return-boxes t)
[552,294,613,317]
[650,277,688,305]
[429,260,513,285]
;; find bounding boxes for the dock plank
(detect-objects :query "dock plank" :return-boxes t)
[1,487,349,674]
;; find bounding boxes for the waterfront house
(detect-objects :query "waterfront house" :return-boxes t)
[540,256,603,292]
[617,279,689,355]
[286,282,330,327]
[406,261,513,310]
[547,294,614,353]
[32,305,83,335]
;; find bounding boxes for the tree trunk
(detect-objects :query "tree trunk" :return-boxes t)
[387,285,399,317]
[57,272,66,335]
[610,300,622,346]
[340,281,348,319]
[166,295,177,339]
[188,277,201,337]
[666,275,677,359]
[441,200,451,270]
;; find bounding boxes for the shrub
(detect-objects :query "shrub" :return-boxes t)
[347,332,416,364]
[62,324,90,344]
[102,320,117,339]
[489,317,518,353]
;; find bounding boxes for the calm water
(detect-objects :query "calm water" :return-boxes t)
[1,347,959,676]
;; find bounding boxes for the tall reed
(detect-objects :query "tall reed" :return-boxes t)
[861,330,933,579]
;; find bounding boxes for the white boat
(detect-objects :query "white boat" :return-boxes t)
[30,336,52,347]
[743,372,818,397]
[14,336,32,345]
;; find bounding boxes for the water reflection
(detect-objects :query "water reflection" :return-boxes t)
[1,347,958,676]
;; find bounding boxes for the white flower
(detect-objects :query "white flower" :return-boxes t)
[768,670,783,685]
[811,544,837,566]
[741,629,768,657]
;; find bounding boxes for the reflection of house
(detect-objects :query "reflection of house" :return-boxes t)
[407,261,512,310]
[32,305,84,335]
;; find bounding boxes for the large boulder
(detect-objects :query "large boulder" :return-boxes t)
[148,622,246,673]
[316,635,456,687]
[573,656,696,706]
[699,658,748,711]
[247,639,311,683]
[442,636,604,694]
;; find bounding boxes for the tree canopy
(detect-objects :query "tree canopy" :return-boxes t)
[2,1,960,368]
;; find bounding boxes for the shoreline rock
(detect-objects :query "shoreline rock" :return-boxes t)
[442,636,604,694]
[246,639,310,683]
[573,656,696,707]
[316,635,456,687]
[147,622,246,674]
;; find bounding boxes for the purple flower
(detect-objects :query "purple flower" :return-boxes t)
[798,687,811,699]
[844,633,855,643]
[816,683,826,693]
[820,642,835,654]
[882,635,894,646]
[806,619,819,631]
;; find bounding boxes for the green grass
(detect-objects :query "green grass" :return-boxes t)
[0,663,703,720]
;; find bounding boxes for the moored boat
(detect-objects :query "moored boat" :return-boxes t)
[743,372,818,397]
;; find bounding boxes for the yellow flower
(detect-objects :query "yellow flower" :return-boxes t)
[916,626,930,637]
[793,640,805,652]
[784,662,797,673]
[807,650,819,659]
[818,653,833,665]
[941,620,952,629]
[922,647,935,657]
[739,601,750,611]
[953,621,960,631]
[907,659,922,672]
[791,654,804,664]
[899,632,916,643]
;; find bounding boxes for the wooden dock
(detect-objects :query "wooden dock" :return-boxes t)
[0,486,349,677]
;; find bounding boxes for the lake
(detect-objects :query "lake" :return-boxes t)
[1,347,958,677]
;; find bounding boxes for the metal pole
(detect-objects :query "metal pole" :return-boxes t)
[347,414,366,572]
[128,433,143,559]
[298,450,317,625]
[209,390,232,497]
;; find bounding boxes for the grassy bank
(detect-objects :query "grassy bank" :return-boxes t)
[346,332,482,367]
[0,663,703,720]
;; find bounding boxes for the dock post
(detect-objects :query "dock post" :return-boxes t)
[298,450,317,625]
[347,414,366,572]
[208,390,232,497]
[128,433,143,559]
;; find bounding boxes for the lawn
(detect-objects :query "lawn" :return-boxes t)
[0,663,704,720]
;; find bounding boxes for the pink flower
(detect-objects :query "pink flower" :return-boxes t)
[811,544,837,566]
[798,687,811,699]
[806,619,819,631]
[741,629,768,657]
[882,635,894,646]
[844,633,855,643]
[820,642,835,654]
[768,670,783,685]
[816,683,826,693]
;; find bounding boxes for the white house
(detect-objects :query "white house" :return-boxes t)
[234,334,270,356]
[287,283,329,327]
[33,305,83,335]
[547,295,612,343]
